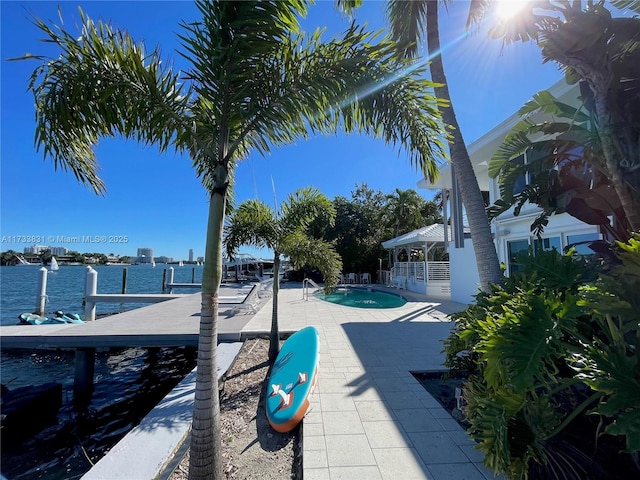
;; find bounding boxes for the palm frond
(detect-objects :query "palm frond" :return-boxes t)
[386,0,427,58]
[26,9,192,195]
[223,199,276,258]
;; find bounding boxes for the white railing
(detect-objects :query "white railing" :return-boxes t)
[426,262,450,282]
[392,261,450,283]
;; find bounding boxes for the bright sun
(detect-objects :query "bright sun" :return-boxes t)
[495,0,529,21]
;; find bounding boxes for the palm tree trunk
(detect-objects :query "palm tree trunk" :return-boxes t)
[269,253,281,363]
[426,1,502,290]
[188,112,234,479]
[189,191,225,479]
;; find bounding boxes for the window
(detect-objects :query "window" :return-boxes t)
[506,236,562,275]
[566,233,600,256]
[507,239,530,274]
[511,154,527,196]
[533,237,561,255]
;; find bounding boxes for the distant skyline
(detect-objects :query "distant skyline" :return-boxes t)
[1,1,564,259]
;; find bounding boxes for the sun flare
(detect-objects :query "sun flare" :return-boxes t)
[495,0,529,21]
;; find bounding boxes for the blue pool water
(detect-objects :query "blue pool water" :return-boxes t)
[317,287,406,308]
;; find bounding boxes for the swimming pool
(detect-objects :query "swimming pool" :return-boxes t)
[316,287,407,309]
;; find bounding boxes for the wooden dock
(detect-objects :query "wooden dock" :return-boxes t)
[0,293,260,350]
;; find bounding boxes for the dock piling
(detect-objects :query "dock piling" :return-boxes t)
[35,267,48,315]
[168,267,175,294]
[121,267,128,294]
[74,347,96,408]
[84,267,98,322]
[162,269,167,293]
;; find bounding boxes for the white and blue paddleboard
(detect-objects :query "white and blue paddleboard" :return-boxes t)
[266,326,319,433]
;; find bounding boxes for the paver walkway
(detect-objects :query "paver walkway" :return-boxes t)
[240,283,496,480]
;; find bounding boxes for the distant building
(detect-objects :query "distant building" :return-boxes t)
[50,246,68,256]
[189,249,194,262]
[137,247,154,264]
[24,245,48,254]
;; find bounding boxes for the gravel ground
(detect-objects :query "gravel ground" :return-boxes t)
[169,338,301,479]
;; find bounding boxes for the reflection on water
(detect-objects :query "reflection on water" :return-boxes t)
[1,346,197,480]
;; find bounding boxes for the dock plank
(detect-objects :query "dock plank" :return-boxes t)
[0,292,263,349]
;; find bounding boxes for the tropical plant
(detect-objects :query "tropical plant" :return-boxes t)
[577,234,640,453]
[20,1,448,477]
[490,0,640,232]
[445,242,640,477]
[224,187,341,362]
[382,188,432,237]
[487,88,631,241]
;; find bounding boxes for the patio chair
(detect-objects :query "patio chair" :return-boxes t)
[221,284,261,315]
[347,273,356,284]
[391,275,406,290]
[257,278,274,299]
[361,272,371,284]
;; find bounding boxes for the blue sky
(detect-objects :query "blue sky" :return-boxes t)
[1,0,562,261]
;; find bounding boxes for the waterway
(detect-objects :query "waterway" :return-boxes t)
[0,264,205,479]
[0,263,204,326]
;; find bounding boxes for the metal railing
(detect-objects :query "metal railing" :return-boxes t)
[302,277,322,300]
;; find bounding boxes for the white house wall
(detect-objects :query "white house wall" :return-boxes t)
[448,240,481,304]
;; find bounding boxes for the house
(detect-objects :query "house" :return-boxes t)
[415,78,602,304]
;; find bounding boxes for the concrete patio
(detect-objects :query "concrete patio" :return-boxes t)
[239,283,496,480]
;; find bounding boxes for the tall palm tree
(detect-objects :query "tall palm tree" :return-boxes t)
[337,0,503,291]
[224,187,341,363]
[386,1,503,290]
[20,2,447,477]
[383,188,428,237]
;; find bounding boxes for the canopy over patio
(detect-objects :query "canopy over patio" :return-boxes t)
[382,223,453,250]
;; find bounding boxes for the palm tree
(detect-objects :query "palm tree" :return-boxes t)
[224,187,341,363]
[20,1,447,477]
[337,0,504,291]
[383,188,429,237]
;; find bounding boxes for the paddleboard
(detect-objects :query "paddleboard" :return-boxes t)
[266,326,319,433]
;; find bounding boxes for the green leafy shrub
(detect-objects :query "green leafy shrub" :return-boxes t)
[443,244,640,478]
[576,235,640,453]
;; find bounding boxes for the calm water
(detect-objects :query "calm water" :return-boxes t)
[0,263,204,326]
[0,264,205,480]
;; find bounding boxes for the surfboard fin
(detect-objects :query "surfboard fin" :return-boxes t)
[277,389,291,407]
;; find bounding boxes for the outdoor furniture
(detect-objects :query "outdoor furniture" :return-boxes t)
[257,278,274,298]
[390,275,406,290]
[220,284,261,315]
[347,273,356,284]
[339,274,346,285]
[361,273,371,284]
